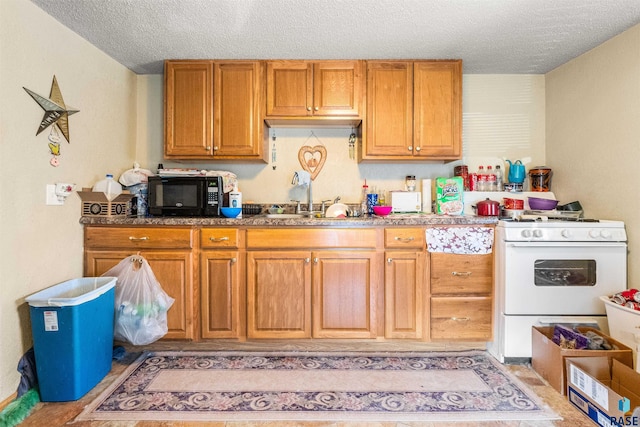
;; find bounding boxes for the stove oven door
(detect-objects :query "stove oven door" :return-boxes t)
[502,241,627,315]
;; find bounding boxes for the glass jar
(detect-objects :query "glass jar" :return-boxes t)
[405,175,416,191]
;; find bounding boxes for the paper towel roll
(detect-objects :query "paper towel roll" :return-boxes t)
[422,179,432,213]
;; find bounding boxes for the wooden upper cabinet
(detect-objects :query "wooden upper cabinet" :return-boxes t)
[266,60,364,121]
[164,61,213,157]
[360,60,462,162]
[164,60,268,161]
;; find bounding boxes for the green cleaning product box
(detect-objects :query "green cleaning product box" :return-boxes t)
[435,177,464,215]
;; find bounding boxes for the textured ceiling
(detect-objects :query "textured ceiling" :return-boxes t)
[30,0,640,75]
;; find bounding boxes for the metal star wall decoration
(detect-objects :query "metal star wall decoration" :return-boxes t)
[23,75,79,142]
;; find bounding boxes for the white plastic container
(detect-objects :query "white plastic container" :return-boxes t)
[92,174,122,201]
[229,184,242,218]
[601,295,640,372]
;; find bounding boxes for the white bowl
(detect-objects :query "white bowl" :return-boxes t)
[325,203,350,218]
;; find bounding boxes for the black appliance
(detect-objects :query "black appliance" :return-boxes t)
[148,176,223,216]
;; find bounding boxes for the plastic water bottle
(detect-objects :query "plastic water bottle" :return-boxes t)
[93,174,122,201]
[495,165,504,191]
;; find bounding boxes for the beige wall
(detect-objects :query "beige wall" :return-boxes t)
[0,0,137,400]
[546,24,640,286]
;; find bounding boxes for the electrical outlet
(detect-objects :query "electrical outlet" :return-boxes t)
[46,184,64,205]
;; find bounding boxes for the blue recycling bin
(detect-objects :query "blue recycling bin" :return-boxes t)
[26,277,116,401]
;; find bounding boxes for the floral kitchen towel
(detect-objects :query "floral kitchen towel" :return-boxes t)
[426,227,494,254]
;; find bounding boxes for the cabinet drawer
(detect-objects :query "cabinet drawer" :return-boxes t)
[430,297,492,340]
[201,228,240,249]
[384,227,425,249]
[85,227,194,249]
[247,228,378,249]
[430,252,492,295]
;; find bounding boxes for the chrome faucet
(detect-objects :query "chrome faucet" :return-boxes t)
[291,172,314,214]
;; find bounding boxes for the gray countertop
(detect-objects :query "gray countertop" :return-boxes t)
[80,214,497,227]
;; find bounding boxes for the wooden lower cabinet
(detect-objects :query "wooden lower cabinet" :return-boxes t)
[312,251,380,338]
[429,251,494,341]
[246,251,312,339]
[85,249,194,340]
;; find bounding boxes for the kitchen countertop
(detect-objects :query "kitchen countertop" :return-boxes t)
[80,214,498,227]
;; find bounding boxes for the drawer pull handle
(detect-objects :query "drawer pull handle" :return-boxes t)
[209,237,229,242]
[451,271,472,277]
[451,317,470,322]
[394,236,415,243]
[129,236,149,241]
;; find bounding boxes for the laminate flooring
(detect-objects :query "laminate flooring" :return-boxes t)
[19,340,591,427]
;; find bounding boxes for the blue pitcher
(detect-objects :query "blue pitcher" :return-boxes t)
[506,160,525,183]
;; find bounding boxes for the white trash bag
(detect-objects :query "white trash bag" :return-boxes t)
[102,255,174,345]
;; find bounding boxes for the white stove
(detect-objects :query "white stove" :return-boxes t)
[488,215,627,363]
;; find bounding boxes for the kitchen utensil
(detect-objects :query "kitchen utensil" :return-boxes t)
[502,208,525,219]
[557,201,583,211]
[506,160,526,183]
[528,197,558,210]
[475,198,501,216]
[503,197,524,210]
[372,205,392,216]
[529,167,552,191]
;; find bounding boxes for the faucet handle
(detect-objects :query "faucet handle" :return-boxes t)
[290,199,301,214]
[333,196,341,204]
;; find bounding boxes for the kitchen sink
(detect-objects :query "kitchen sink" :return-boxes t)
[264,213,306,219]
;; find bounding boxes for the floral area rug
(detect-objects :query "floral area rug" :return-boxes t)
[76,350,559,422]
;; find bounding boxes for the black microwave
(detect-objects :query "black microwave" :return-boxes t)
[147,176,223,216]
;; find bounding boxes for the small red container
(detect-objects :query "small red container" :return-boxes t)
[503,198,524,210]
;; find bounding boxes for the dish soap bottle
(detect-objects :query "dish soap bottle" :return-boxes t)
[360,180,369,217]
[229,184,242,218]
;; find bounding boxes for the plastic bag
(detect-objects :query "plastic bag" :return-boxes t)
[101,255,174,345]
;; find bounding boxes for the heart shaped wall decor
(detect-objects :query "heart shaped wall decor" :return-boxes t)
[298,145,327,180]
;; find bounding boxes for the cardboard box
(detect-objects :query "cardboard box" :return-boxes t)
[531,326,633,395]
[77,188,134,218]
[435,177,464,215]
[566,357,640,426]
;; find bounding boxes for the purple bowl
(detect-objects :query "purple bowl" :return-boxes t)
[528,197,559,211]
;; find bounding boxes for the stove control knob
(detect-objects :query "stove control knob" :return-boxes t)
[589,229,600,239]
[533,229,543,238]
[561,229,572,238]
[600,229,612,239]
[521,230,532,238]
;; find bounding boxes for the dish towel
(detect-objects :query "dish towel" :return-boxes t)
[426,227,494,254]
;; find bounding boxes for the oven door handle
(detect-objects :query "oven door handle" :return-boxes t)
[505,242,627,248]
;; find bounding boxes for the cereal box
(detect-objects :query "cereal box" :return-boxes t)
[435,177,464,215]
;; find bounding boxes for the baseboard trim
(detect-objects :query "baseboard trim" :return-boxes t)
[0,392,17,411]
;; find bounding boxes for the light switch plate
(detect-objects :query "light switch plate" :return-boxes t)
[46,184,63,205]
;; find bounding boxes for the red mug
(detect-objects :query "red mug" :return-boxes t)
[503,198,524,210]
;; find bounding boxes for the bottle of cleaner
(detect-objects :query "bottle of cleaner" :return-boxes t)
[360,180,369,217]
[229,184,242,218]
[92,174,122,201]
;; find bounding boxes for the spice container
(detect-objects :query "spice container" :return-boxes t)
[405,175,416,191]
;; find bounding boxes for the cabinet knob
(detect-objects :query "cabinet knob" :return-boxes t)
[307,107,312,111]
[415,146,421,152]
[407,146,413,151]
[231,257,237,263]
[451,271,472,277]
[213,146,219,151]
[305,258,310,263]
[387,257,393,263]
[313,257,318,263]
[314,106,319,111]
[206,146,211,151]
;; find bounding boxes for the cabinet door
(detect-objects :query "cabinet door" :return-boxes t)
[247,251,312,338]
[363,61,413,158]
[85,249,195,340]
[413,60,462,160]
[313,61,363,116]
[164,61,213,157]
[384,251,425,339]
[266,61,313,116]
[312,251,379,338]
[201,250,242,339]
[213,61,266,160]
